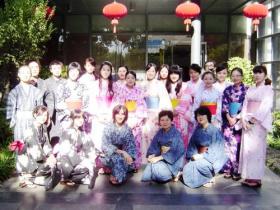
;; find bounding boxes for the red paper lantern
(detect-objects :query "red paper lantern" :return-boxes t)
[103,1,128,33]
[46,6,55,19]
[243,2,268,31]
[175,0,200,32]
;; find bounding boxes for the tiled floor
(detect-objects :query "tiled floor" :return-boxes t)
[0,168,279,210]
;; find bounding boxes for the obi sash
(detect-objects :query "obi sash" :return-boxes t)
[125,100,137,112]
[145,96,160,109]
[96,95,112,108]
[65,98,82,110]
[229,102,241,116]
[171,98,180,109]
[247,100,261,113]
[200,102,217,115]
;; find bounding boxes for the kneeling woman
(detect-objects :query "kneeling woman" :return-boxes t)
[100,105,136,185]
[141,110,185,183]
[57,109,96,189]
[183,107,228,188]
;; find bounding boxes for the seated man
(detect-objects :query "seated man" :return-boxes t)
[141,110,185,183]
[182,106,228,188]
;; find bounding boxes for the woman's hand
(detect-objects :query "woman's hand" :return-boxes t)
[118,150,133,165]
[191,154,203,161]
[148,156,163,164]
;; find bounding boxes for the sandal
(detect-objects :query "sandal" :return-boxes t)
[173,171,182,182]
[232,174,241,181]
[223,173,232,179]
[241,180,262,188]
[109,175,121,185]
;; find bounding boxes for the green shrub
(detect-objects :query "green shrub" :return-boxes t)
[227,57,254,85]
[268,112,280,150]
[0,111,13,148]
[0,149,15,182]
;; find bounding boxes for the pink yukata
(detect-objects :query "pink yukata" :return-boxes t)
[239,82,273,180]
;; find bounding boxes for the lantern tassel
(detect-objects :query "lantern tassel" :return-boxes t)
[111,19,119,34]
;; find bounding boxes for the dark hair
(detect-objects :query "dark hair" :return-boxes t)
[201,71,216,81]
[85,57,96,67]
[189,63,202,74]
[68,62,82,74]
[112,105,128,125]
[49,60,63,69]
[253,65,272,85]
[33,105,50,125]
[118,65,129,72]
[158,64,169,80]
[145,63,157,72]
[125,70,137,80]
[195,106,212,123]
[230,67,243,77]
[158,110,174,122]
[215,62,228,73]
[99,61,114,97]
[166,65,183,96]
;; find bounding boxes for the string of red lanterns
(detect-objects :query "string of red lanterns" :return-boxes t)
[101,0,268,34]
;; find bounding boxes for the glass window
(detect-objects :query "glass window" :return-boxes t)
[204,15,227,33]
[229,34,246,58]
[92,15,145,33]
[205,34,228,63]
[259,12,272,37]
[65,35,89,64]
[91,34,146,71]
[272,7,280,33]
[272,62,280,89]
[148,15,185,32]
[273,36,280,61]
[231,15,246,34]
[66,15,89,33]
[258,37,272,63]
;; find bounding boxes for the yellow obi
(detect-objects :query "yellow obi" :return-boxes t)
[200,102,217,115]
[171,98,180,109]
[125,100,137,112]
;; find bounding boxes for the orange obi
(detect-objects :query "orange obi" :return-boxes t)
[125,100,137,112]
[171,98,180,109]
[247,100,261,113]
[65,98,82,110]
[200,102,217,115]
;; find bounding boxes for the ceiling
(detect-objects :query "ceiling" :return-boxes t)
[54,0,256,15]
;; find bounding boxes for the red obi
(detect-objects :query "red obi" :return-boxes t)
[200,102,217,115]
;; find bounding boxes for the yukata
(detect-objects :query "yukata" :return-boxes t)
[193,86,222,128]
[100,123,136,183]
[57,128,96,183]
[16,122,52,174]
[56,80,88,120]
[86,80,116,151]
[168,82,193,149]
[213,81,232,95]
[114,85,147,169]
[221,83,247,176]
[78,73,96,90]
[185,78,204,104]
[6,83,43,140]
[182,124,228,188]
[141,79,172,163]
[44,77,66,143]
[142,125,185,182]
[239,83,273,181]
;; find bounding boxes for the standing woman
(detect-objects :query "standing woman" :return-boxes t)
[114,71,147,169]
[100,105,136,185]
[193,71,222,128]
[185,64,204,103]
[158,64,169,85]
[115,65,128,88]
[213,63,231,94]
[87,61,116,151]
[56,62,88,121]
[221,68,247,180]
[239,65,273,187]
[141,63,172,163]
[166,65,193,148]
[78,57,97,89]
